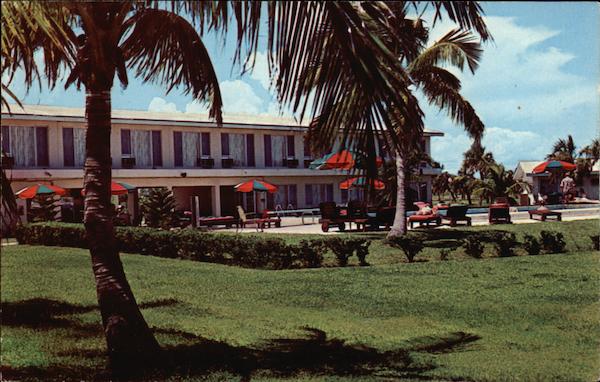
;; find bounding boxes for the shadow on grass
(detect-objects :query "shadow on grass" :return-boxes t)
[2,298,482,381]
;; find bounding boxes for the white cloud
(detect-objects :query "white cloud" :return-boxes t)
[184,100,209,114]
[248,51,272,90]
[423,15,597,172]
[431,126,546,174]
[184,80,264,115]
[148,97,180,113]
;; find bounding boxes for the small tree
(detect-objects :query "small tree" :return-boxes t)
[140,187,177,229]
[30,195,60,222]
[387,233,424,263]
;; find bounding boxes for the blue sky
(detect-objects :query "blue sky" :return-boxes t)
[6,2,599,173]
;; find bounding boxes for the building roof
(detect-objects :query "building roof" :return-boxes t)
[1,104,445,135]
[515,160,541,174]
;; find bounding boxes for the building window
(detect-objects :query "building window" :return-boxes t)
[121,129,162,168]
[246,134,255,167]
[267,184,297,210]
[264,134,290,167]
[2,126,49,167]
[221,133,249,167]
[63,128,86,167]
[174,131,211,167]
[304,184,333,207]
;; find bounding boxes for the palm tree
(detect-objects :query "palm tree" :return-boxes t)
[580,138,600,162]
[3,1,490,374]
[290,3,489,237]
[546,135,577,162]
[460,140,495,179]
[474,162,530,204]
[432,171,453,202]
[3,1,224,373]
[1,168,18,236]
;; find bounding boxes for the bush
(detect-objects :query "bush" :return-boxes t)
[494,232,517,257]
[462,236,485,259]
[522,234,541,256]
[325,237,371,266]
[540,230,566,253]
[387,234,424,263]
[139,187,177,229]
[14,223,371,270]
[590,235,600,251]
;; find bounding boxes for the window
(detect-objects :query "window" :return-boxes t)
[304,184,333,207]
[221,133,249,167]
[264,134,290,167]
[121,129,162,168]
[267,184,297,210]
[2,126,49,167]
[63,128,86,167]
[246,134,255,167]
[174,131,211,167]
[287,136,295,158]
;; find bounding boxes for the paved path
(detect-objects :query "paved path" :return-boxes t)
[222,207,599,234]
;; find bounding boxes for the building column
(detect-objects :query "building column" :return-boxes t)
[212,185,221,216]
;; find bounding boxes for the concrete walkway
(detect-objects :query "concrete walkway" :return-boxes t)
[222,207,599,234]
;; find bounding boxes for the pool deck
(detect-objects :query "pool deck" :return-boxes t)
[222,206,600,234]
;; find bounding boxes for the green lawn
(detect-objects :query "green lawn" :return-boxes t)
[2,222,599,381]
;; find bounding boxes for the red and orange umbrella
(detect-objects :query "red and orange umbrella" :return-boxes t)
[234,179,278,193]
[532,160,576,174]
[15,184,67,199]
[81,181,136,196]
[340,177,385,190]
[309,150,384,170]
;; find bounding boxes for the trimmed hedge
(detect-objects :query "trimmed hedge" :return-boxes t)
[14,223,370,270]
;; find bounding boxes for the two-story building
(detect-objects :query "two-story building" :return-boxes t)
[1,104,443,222]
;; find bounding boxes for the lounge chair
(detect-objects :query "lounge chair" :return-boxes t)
[407,212,441,228]
[236,206,281,232]
[489,197,511,224]
[441,205,471,226]
[528,207,562,221]
[318,202,369,232]
[197,216,238,229]
[368,206,395,230]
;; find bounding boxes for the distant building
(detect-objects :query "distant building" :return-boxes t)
[514,160,599,201]
[1,104,443,222]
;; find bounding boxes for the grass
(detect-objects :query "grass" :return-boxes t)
[2,220,599,381]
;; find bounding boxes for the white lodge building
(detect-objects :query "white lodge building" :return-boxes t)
[1,105,443,221]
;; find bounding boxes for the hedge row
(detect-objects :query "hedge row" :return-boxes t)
[15,223,370,269]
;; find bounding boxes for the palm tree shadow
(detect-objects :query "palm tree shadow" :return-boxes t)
[156,328,481,381]
[2,298,482,381]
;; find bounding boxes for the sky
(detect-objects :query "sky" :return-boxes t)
[5,2,599,174]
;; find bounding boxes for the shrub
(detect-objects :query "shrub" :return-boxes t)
[462,236,484,259]
[494,232,517,257]
[325,237,371,266]
[540,230,566,253]
[14,222,370,270]
[590,235,600,251]
[139,187,177,229]
[292,239,326,268]
[387,234,424,263]
[522,234,541,256]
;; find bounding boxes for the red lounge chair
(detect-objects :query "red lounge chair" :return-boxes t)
[489,197,511,224]
[236,206,281,232]
[528,208,562,221]
[407,213,441,228]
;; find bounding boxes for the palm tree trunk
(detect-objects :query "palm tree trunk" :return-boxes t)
[83,90,160,375]
[388,152,406,237]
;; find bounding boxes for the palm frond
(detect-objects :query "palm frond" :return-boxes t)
[409,28,482,74]
[429,1,492,42]
[121,8,223,124]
